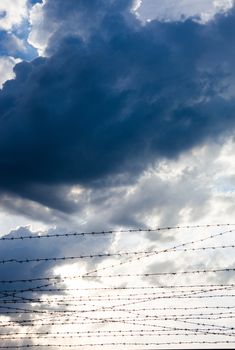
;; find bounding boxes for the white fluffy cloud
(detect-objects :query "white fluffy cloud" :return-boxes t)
[0,0,28,31]
[28,0,54,55]
[0,56,21,88]
[136,0,233,22]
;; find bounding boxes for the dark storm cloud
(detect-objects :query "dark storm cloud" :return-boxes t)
[42,0,133,45]
[0,186,78,224]
[1,184,78,213]
[1,0,235,208]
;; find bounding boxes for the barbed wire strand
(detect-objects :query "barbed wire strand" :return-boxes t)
[0,340,235,348]
[1,284,233,300]
[0,244,234,265]
[1,223,234,241]
[1,329,235,341]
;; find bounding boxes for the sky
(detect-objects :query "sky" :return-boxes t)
[0,0,235,349]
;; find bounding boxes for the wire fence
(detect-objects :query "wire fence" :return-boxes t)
[0,224,234,349]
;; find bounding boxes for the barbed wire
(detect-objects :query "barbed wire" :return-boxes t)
[85,287,235,313]
[0,224,234,348]
[0,228,233,299]
[0,268,235,301]
[1,313,233,333]
[0,340,235,348]
[0,268,233,289]
[0,304,233,323]
[1,286,234,323]
[1,286,234,308]
[2,289,234,306]
[1,282,233,296]
[100,318,235,333]
[1,310,235,325]
[175,318,235,331]
[2,310,235,323]
[0,323,235,338]
[84,228,235,276]
[0,288,233,324]
[2,295,235,315]
[1,328,235,341]
[50,268,235,279]
[1,223,234,241]
[0,244,234,265]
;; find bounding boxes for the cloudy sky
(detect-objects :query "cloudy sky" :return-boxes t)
[0,0,235,349]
